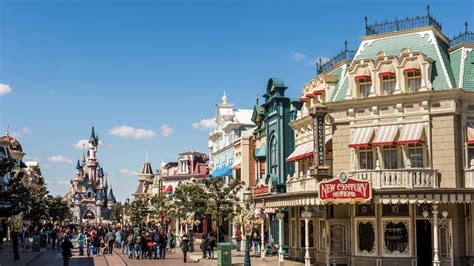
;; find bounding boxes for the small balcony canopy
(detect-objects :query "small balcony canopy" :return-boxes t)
[398,123,425,144]
[348,127,375,147]
[373,125,399,146]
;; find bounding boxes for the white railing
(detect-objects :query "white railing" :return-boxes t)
[350,168,439,189]
[286,170,318,193]
[465,168,474,188]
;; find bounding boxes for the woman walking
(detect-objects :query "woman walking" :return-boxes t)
[180,233,189,263]
[77,230,85,256]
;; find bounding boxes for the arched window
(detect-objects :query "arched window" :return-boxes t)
[270,136,278,174]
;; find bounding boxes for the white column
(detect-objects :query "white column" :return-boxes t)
[432,205,441,266]
[277,212,285,266]
[304,216,310,266]
[260,216,266,261]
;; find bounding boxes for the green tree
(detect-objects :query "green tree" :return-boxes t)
[127,199,148,226]
[112,202,125,224]
[45,195,73,222]
[172,180,208,229]
[0,160,31,217]
[23,182,49,223]
[204,178,244,243]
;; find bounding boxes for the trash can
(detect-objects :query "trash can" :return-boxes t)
[32,236,40,252]
[40,233,47,248]
[217,242,232,266]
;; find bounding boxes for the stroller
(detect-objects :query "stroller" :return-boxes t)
[146,240,154,259]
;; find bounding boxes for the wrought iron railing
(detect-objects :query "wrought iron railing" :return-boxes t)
[450,23,474,46]
[365,6,442,36]
[317,42,355,74]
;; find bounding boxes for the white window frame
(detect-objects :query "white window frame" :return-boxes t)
[359,147,374,170]
[358,77,372,98]
[382,74,396,95]
[355,218,377,256]
[381,218,411,257]
[406,71,422,92]
[382,145,400,169]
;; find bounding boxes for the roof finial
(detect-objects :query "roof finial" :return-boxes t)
[344,40,348,51]
[256,95,259,105]
[364,16,368,28]
[222,91,227,104]
[466,22,469,33]
[427,5,430,17]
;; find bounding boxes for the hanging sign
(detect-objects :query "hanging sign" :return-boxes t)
[252,184,271,197]
[319,172,372,203]
[244,223,253,237]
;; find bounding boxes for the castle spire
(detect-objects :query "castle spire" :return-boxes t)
[82,143,86,162]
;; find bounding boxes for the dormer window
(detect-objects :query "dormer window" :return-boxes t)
[358,77,371,98]
[403,60,421,92]
[381,74,396,95]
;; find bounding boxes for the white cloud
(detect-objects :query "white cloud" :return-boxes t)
[73,139,103,149]
[109,125,156,140]
[48,155,72,164]
[160,124,173,137]
[291,51,308,61]
[0,83,12,96]
[57,180,70,185]
[192,118,217,131]
[119,169,139,177]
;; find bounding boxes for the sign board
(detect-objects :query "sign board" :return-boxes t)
[252,184,271,197]
[244,223,252,237]
[319,172,372,203]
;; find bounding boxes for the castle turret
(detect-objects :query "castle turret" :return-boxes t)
[107,187,116,209]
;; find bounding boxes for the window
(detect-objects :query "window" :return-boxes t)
[439,223,450,258]
[382,74,396,95]
[383,219,409,256]
[468,147,474,168]
[359,147,374,170]
[270,136,278,174]
[319,220,326,251]
[300,220,314,248]
[407,71,421,92]
[358,77,372,98]
[383,146,398,169]
[408,144,423,168]
[357,220,376,255]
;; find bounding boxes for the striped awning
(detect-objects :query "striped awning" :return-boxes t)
[231,158,241,170]
[373,125,399,145]
[348,127,375,147]
[355,67,371,79]
[403,60,421,73]
[299,97,309,102]
[398,123,425,144]
[379,63,395,76]
[286,142,313,162]
[374,192,474,204]
[467,123,474,144]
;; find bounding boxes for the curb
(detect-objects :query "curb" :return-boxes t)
[112,249,128,266]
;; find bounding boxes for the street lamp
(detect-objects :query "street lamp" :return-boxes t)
[259,210,266,261]
[243,188,252,266]
[422,205,448,266]
[301,207,312,266]
[276,211,285,266]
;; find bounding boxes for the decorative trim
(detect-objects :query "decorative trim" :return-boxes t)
[381,218,411,257]
[355,218,377,256]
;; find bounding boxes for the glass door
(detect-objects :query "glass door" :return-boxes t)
[439,219,453,266]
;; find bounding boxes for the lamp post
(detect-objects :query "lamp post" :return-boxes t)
[422,205,448,266]
[301,207,312,266]
[243,188,252,266]
[276,211,285,266]
[259,211,266,261]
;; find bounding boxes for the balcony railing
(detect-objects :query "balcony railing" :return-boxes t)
[350,168,439,189]
[286,171,318,193]
[365,7,442,36]
[317,43,355,75]
[465,168,474,188]
[450,23,474,47]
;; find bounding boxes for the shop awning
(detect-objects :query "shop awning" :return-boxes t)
[348,127,375,147]
[373,125,399,146]
[210,167,222,177]
[286,142,314,162]
[163,185,173,193]
[403,60,421,73]
[379,63,395,76]
[231,159,241,170]
[398,123,425,144]
[298,97,309,102]
[355,67,371,79]
[313,88,325,95]
[220,164,233,176]
[305,92,315,98]
[467,123,474,144]
[254,143,266,158]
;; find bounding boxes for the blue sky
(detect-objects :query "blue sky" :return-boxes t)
[0,0,472,201]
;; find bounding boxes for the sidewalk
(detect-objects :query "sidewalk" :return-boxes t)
[0,241,45,266]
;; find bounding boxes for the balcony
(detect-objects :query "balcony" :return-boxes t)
[286,170,318,193]
[350,168,439,189]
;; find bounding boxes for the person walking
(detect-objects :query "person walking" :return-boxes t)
[141,232,148,259]
[200,234,208,259]
[153,230,161,259]
[127,232,134,259]
[180,233,189,263]
[115,230,122,249]
[235,227,242,252]
[77,230,85,256]
[93,233,101,256]
[121,229,129,255]
[134,232,142,260]
[50,227,57,250]
[252,231,261,255]
[169,230,176,252]
[105,230,115,255]
[159,229,168,259]
[207,232,216,259]
[61,236,74,266]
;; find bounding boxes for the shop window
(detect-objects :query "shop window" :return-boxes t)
[408,144,424,168]
[358,77,371,98]
[290,219,297,248]
[270,136,278,174]
[330,224,347,255]
[356,204,376,216]
[359,147,374,170]
[383,219,409,256]
[357,220,376,255]
[319,220,326,251]
[300,220,314,248]
[439,224,450,258]
[407,71,421,92]
[468,147,474,168]
[382,74,396,95]
[383,146,399,169]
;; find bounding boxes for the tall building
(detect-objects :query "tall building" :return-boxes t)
[68,126,116,223]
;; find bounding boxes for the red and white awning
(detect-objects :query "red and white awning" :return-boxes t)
[348,127,375,147]
[467,123,474,144]
[379,64,395,76]
[398,123,425,144]
[373,125,399,145]
[403,60,421,73]
[162,185,173,193]
[355,67,371,79]
[286,142,313,162]
[298,97,309,102]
